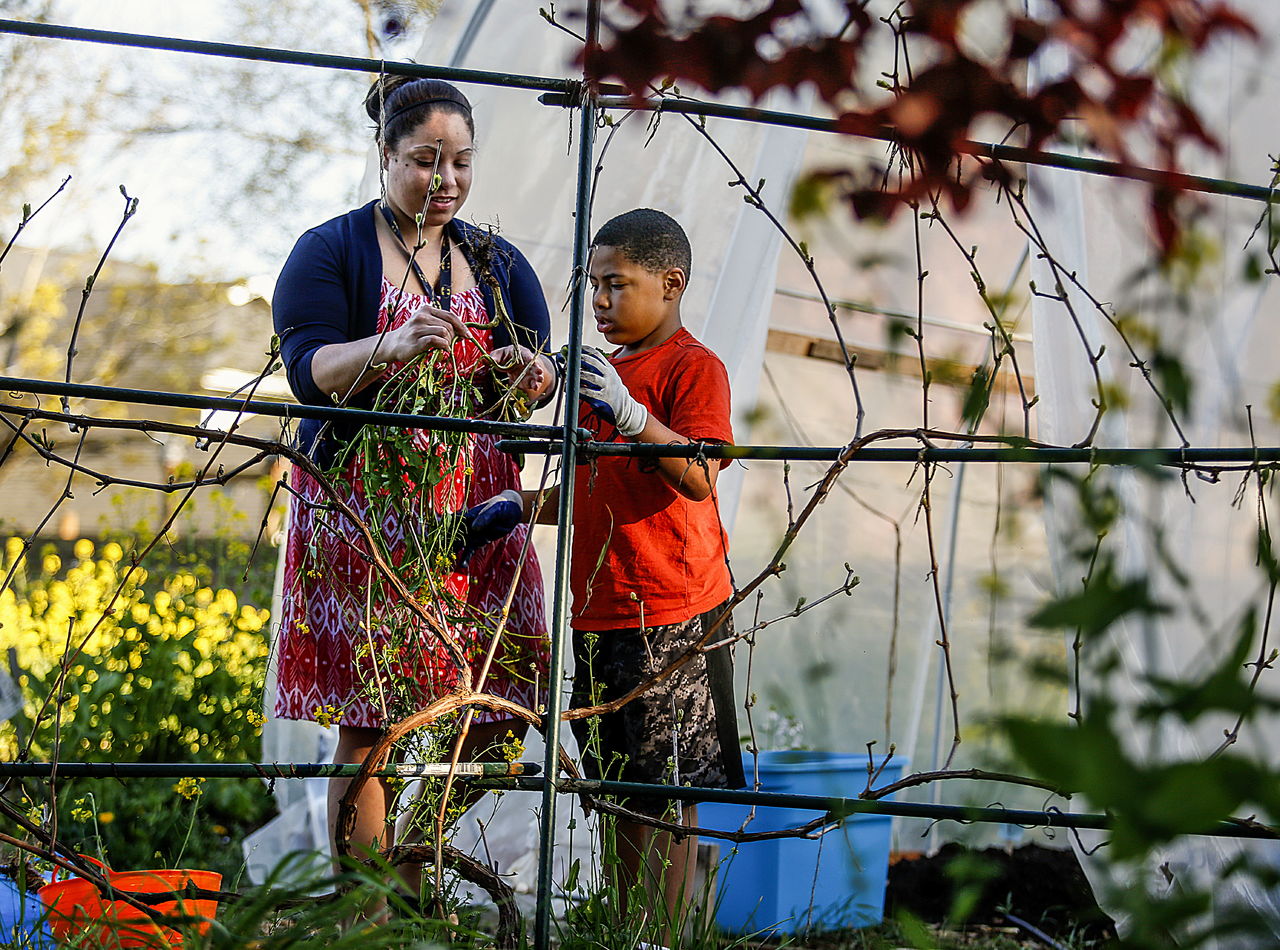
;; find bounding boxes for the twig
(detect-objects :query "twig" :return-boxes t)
[538,3,586,44]
[0,176,71,271]
[62,186,139,415]
[1215,408,1278,754]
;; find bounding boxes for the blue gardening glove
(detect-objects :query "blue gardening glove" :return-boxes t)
[454,489,523,569]
[578,346,648,437]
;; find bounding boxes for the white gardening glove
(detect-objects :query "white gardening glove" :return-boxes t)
[579,346,648,437]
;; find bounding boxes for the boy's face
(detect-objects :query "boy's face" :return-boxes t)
[587,245,684,354]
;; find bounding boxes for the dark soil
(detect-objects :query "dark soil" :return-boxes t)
[885,843,1117,943]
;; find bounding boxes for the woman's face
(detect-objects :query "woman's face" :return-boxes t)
[383,109,474,230]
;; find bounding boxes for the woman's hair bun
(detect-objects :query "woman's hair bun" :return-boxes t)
[364,74,416,123]
[365,76,474,146]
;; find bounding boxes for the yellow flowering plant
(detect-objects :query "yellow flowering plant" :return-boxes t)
[0,536,275,876]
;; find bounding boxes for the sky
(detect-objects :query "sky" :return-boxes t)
[2,2,429,283]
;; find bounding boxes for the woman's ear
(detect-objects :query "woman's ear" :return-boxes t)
[663,267,687,300]
[381,145,392,170]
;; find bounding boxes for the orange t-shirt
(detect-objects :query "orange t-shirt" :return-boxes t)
[570,327,734,631]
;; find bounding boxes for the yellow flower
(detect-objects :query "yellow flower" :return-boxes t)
[246,710,265,727]
[173,776,204,800]
[313,704,344,728]
[500,729,525,763]
[73,539,94,560]
[97,811,115,825]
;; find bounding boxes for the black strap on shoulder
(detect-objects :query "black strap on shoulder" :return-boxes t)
[378,200,452,311]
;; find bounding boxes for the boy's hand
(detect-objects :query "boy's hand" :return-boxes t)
[579,346,648,437]
[491,345,557,400]
[454,489,524,568]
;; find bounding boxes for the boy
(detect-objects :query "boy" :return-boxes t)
[500,208,744,937]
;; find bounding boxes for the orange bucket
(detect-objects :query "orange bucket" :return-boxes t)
[38,857,221,948]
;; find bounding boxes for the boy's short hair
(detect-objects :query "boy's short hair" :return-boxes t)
[591,208,692,277]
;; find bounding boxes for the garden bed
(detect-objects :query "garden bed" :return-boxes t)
[885,843,1115,945]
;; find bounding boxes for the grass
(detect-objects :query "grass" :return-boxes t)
[3,840,1111,950]
[0,889,1107,950]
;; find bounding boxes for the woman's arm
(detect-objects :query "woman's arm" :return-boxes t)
[274,230,354,407]
[503,241,552,350]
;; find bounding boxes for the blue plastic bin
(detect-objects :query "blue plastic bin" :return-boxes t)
[1,873,56,948]
[699,751,906,936]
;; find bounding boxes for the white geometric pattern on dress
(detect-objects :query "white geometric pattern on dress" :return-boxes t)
[273,281,549,728]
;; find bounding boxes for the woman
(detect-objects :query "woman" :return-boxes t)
[271,75,550,871]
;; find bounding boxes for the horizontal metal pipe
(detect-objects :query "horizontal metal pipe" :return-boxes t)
[0,17,589,94]
[0,375,575,439]
[482,776,1278,840]
[6,18,1266,208]
[9,762,1271,840]
[496,439,1280,466]
[0,761,539,779]
[539,93,1277,205]
[9,377,1273,467]
[14,760,1268,840]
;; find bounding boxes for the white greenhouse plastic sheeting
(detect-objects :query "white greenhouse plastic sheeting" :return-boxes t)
[248,2,1280,942]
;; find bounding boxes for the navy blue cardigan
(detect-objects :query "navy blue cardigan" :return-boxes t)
[273,200,551,463]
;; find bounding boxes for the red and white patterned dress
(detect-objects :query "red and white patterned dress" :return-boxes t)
[273,278,549,728]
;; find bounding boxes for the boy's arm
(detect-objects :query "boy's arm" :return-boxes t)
[631,416,721,501]
[521,485,561,525]
[579,348,721,502]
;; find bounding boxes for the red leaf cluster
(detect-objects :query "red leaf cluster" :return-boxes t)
[583,0,1256,255]
[584,1,870,100]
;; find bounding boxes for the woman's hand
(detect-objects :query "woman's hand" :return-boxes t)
[309,302,476,401]
[382,302,474,363]
[491,345,557,400]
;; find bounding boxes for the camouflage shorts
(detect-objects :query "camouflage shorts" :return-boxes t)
[569,601,745,817]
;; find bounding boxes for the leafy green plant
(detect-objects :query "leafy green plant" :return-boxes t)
[1000,467,1280,948]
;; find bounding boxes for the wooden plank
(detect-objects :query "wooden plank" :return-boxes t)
[765,328,1035,397]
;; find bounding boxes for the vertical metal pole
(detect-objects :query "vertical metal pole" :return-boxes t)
[534,4,599,947]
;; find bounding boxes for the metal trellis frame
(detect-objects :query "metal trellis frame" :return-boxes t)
[3,10,1279,948]
[5,376,1279,468]
[537,93,1280,204]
